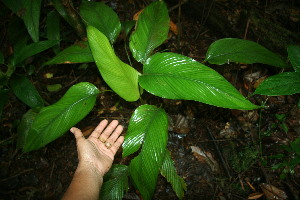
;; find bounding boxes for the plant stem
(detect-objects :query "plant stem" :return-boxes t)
[61,0,86,40]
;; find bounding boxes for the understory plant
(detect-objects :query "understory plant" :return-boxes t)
[204,36,300,182]
[269,137,300,179]
[4,0,294,199]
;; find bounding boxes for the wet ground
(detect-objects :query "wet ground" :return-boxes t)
[1,0,300,199]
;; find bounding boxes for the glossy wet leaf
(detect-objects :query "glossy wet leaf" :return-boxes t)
[22,0,42,42]
[10,74,44,110]
[100,165,129,200]
[129,1,169,63]
[129,105,168,200]
[205,38,287,68]
[17,109,38,149]
[87,26,140,101]
[254,72,300,95]
[140,52,259,110]
[123,105,168,157]
[80,1,121,44]
[13,40,58,66]
[44,42,94,66]
[160,150,186,199]
[22,82,99,152]
[287,45,300,72]
[0,89,9,118]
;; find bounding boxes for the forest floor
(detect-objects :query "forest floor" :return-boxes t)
[0,0,299,199]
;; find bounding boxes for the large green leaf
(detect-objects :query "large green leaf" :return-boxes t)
[1,0,22,13]
[205,38,287,68]
[100,165,129,200]
[80,1,121,44]
[160,150,186,200]
[87,26,140,101]
[129,1,170,63]
[43,42,94,66]
[22,0,42,42]
[13,40,58,66]
[51,0,73,25]
[128,105,168,200]
[0,88,9,118]
[140,52,260,110]
[123,104,166,157]
[10,74,44,110]
[17,109,38,149]
[22,82,99,152]
[254,72,300,96]
[46,10,60,41]
[287,45,300,72]
[46,10,60,54]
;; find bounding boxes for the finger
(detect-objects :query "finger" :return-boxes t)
[105,125,123,144]
[70,127,84,141]
[100,120,119,141]
[110,136,124,154]
[90,119,108,139]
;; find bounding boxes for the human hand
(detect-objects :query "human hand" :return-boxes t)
[70,119,124,177]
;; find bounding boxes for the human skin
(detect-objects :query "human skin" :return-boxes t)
[62,119,124,200]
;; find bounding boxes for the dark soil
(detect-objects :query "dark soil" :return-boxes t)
[0,0,299,200]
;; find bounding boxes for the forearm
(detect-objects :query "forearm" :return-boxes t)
[62,163,103,200]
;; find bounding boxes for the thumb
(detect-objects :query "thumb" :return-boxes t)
[70,127,84,141]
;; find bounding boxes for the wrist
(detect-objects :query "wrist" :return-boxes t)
[76,162,103,184]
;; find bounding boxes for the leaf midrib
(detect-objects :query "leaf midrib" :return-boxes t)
[32,90,98,139]
[135,3,168,60]
[208,49,274,59]
[140,108,167,162]
[142,72,242,98]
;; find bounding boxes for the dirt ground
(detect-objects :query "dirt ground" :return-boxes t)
[0,0,299,199]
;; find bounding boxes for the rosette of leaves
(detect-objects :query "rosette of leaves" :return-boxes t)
[42,1,261,199]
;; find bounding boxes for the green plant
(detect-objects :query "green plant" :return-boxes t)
[269,138,300,179]
[228,143,259,173]
[204,37,300,183]
[204,38,300,96]
[262,114,289,137]
[0,0,60,119]
[1,1,263,199]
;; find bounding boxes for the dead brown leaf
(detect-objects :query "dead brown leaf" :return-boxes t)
[248,192,264,199]
[133,9,143,20]
[82,126,96,136]
[260,183,288,200]
[169,20,178,35]
[191,146,220,173]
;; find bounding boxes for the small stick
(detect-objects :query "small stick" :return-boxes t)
[243,18,251,40]
[205,126,231,179]
[0,168,34,182]
[168,0,189,12]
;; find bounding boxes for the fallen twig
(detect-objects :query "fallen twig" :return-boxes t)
[205,126,231,179]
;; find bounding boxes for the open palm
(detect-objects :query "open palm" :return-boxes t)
[70,120,124,176]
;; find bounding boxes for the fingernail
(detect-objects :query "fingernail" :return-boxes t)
[70,127,75,133]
